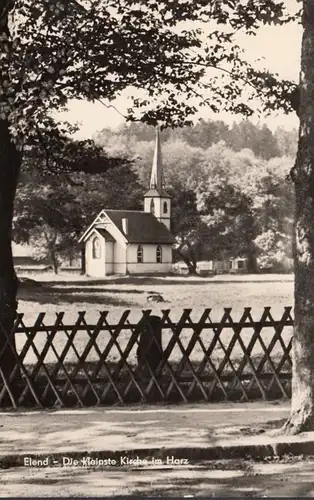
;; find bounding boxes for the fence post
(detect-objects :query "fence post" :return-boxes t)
[136,315,163,376]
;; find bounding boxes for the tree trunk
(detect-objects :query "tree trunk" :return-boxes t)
[49,250,59,274]
[185,259,197,275]
[246,251,259,274]
[283,1,314,434]
[175,240,198,275]
[186,240,198,274]
[178,251,198,275]
[0,119,22,382]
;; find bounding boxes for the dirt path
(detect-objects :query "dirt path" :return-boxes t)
[0,403,290,456]
[1,457,313,497]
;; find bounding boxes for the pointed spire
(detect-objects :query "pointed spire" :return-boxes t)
[150,126,163,191]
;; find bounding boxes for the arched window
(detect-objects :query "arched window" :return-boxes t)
[150,199,155,215]
[137,245,143,263]
[156,245,162,263]
[92,236,101,259]
[163,201,168,214]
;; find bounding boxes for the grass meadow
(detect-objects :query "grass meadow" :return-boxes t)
[15,274,294,369]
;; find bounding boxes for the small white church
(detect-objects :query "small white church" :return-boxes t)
[79,128,174,277]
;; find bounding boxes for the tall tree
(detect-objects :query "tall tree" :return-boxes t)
[237,157,294,272]
[196,174,256,269]
[171,186,205,274]
[14,180,82,273]
[283,0,314,434]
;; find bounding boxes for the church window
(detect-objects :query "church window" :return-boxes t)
[92,236,101,259]
[163,201,168,214]
[150,199,155,215]
[156,245,162,263]
[137,245,143,263]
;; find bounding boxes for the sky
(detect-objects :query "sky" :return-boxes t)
[58,7,302,139]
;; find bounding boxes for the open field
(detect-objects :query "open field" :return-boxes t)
[17,273,294,323]
[15,274,294,369]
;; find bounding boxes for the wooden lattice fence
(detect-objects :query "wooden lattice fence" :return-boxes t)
[0,307,294,408]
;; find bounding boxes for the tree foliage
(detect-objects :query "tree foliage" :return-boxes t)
[1,0,300,147]
[95,119,298,161]
[14,139,142,272]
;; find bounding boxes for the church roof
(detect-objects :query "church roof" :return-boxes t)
[105,209,174,244]
[95,228,115,242]
[144,188,171,198]
[144,130,171,198]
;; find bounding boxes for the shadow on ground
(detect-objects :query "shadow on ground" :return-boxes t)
[36,277,215,287]
[17,286,135,307]
[35,276,292,287]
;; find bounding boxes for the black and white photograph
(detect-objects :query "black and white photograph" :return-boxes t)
[0,0,313,497]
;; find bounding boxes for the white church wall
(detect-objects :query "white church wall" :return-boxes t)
[112,239,127,274]
[102,220,127,270]
[144,197,171,231]
[85,234,106,277]
[105,241,114,274]
[89,219,128,275]
[126,244,172,274]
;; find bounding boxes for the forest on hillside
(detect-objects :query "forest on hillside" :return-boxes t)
[14,119,297,273]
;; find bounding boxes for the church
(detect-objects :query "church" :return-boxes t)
[79,128,174,277]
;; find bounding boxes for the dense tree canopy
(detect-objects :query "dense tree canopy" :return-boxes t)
[1,0,300,145]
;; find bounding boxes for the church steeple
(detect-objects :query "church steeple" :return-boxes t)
[150,126,164,191]
[144,126,171,231]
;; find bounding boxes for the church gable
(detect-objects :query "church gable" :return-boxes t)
[78,210,127,245]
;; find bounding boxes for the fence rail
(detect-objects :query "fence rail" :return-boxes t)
[0,307,294,408]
